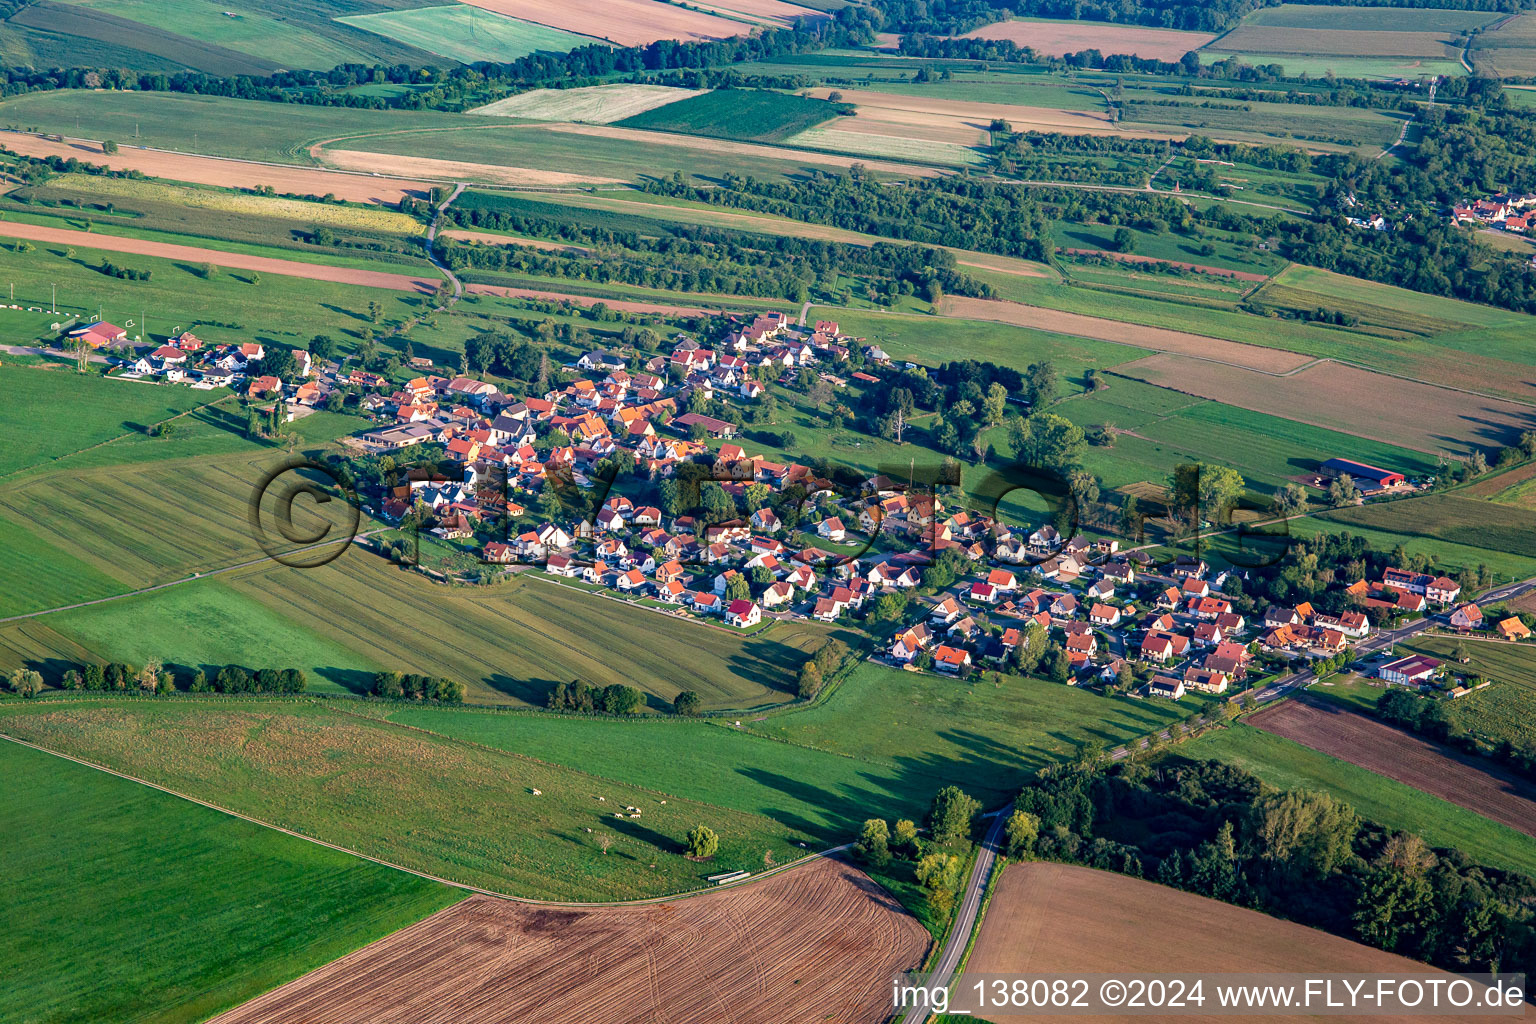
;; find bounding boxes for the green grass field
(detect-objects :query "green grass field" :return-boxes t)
[0,90,501,164]
[0,699,811,899]
[1403,635,1536,689]
[1317,494,1536,569]
[736,661,1216,809]
[617,88,842,142]
[0,513,126,617]
[1184,723,1536,877]
[0,362,236,479]
[338,6,596,64]
[43,576,386,692]
[386,704,939,840]
[0,238,438,356]
[0,736,459,1024]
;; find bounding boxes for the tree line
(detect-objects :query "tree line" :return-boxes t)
[369,671,467,702]
[438,208,990,305]
[1376,688,1536,780]
[1013,757,1536,973]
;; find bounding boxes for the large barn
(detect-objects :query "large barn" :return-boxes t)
[1320,458,1405,489]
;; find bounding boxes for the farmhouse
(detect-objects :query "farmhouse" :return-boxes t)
[69,320,127,348]
[1378,654,1441,686]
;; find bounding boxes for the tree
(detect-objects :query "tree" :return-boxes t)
[797,661,823,700]
[1023,360,1060,409]
[1249,789,1358,877]
[1004,809,1040,858]
[673,690,701,716]
[202,262,218,280]
[982,382,1008,425]
[892,818,919,854]
[102,139,119,154]
[1272,482,1310,519]
[928,785,980,845]
[685,825,719,859]
[1327,474,1359,507]
[136,658,164,693]
[1012,412,1085,470]
[601,683,644,714]
[725,573,751,603]
[856,818,892,868]
[8,667,43,698]
[1111,227,1136,253]
[915,851,964,922]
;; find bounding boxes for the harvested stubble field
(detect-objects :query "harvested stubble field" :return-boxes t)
[0,452,355,589]
[959,19,1215,62]
[1114,353,1536,457]
[471,84,706,122]
[0,699,812,899]
[208,859,923,1024]
[1472,13,1536,77]
[937,296,1310,372]
[0,220,440,292]
[42,173,423,233]
[0,132,430,204]
[690,0,827,28]
[1248,698,1536,839]
[453,0,749,45]
[966,862,1490,1024]
[316,145,624,186]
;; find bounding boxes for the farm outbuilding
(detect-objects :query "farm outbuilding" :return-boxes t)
[1320,458,1405,488]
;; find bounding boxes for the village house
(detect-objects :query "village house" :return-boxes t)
[933,645,972,674]
[1148,675,1186,700]
[1378,654,1441,686]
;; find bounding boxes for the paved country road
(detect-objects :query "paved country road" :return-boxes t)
[901,808,1008,1024]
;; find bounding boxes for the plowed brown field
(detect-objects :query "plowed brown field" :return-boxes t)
[938,296,1311,372]
[0,132,429,204]
[960,20,1215,62]
[1115,353,1536,456]
[0,222,440,292]
[967,862,1495,1023]
[209,857,926,1024]
[1249,698,1536,838]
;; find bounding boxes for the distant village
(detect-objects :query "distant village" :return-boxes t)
[64,309,1529,703]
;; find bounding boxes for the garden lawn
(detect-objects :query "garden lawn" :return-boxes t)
[1183,723,1536,878]
[0,737,460,1024]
